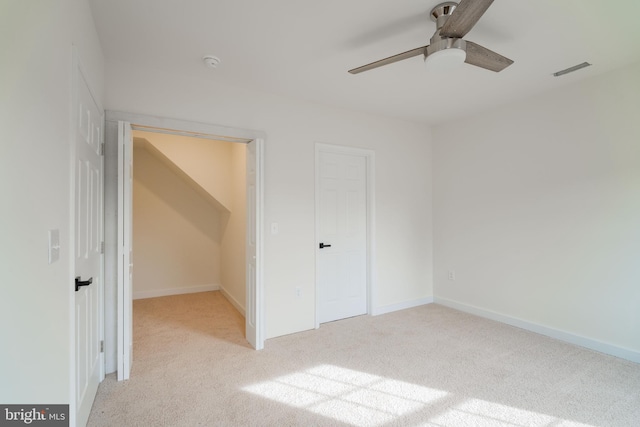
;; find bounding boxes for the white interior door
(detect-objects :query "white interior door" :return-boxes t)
[246,139,263,349]
[75,68,104,426]
[317,149,368,324]
[117,121,133,380]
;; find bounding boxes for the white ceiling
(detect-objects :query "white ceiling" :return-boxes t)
[89,0,640,125]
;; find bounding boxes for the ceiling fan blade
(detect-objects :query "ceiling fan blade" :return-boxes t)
[349,46,427,74]
[440,0,495,38]
[464,41,513,72]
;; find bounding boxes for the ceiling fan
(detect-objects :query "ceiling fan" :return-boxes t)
[348,0,513,74]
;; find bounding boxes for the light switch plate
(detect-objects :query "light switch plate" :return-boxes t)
[49,229,60,264]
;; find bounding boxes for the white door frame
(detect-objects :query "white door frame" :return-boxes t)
[314,143,376,328]
[106,111,266,379]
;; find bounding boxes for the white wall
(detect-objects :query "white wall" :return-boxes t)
[132,146,222,298]
[103,61,434,339]
[134,131,235,211]
[0,0,103,405]
[433,61,640,358]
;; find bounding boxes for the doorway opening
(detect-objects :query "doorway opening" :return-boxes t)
[130,131,248,354]
[131,131,246,308]
[106,111,265,381]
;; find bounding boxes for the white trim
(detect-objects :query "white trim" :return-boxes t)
[372,297,433,316]
[220,286,246,317]
[133,284,221,300]
[106,110,265,143]
[314,143,376,328]
[434,297,640,364]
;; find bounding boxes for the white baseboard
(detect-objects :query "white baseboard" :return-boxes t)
[219,286,245,317]
[133,284,220,300]
[434,296,640,364]
[372,296,433,316]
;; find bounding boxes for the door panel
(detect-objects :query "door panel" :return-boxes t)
[318,151,367,324]
[246,139,263,349]
[117,121,133,381]
[75,69,103,427]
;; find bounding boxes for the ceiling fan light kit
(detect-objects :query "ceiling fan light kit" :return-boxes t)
[424,38,467,72]
[349,0,513,75]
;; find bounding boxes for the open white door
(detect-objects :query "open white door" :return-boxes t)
[117,121,133,380]
[74,66,104,426]
[246,139,263,349]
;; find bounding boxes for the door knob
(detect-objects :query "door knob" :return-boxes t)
[319,243,332,249]
[75,276,93,292]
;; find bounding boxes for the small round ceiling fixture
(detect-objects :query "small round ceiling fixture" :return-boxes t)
[202,55,221,68]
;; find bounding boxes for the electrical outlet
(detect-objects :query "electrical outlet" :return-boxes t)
[448,270,456,281]
[271,222,279,235]
[295,287,302,297]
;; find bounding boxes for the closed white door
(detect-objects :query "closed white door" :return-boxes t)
[317,150,367,324]
[75,69,103,426]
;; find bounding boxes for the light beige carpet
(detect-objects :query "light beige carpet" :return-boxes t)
[88,292,640,426]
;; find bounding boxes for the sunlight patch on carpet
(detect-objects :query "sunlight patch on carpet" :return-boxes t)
[431,398,598,427]
[242,364,448,426]
[243,364,601,427]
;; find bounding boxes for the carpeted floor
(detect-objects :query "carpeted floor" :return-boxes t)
[88,291,640,426]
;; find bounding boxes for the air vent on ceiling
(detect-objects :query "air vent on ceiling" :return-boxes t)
[553,62,592,77]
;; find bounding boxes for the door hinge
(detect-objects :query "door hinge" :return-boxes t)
[100,142,105,156]
[100,340,104,353]
[100,241,105,254]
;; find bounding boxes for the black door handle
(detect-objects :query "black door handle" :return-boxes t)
[75,276,93,292]
[319,243,332,249]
